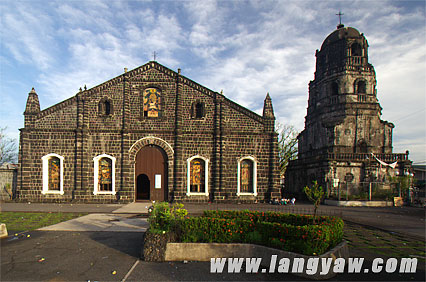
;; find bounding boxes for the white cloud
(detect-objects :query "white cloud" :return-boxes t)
[0,0,424,162]
[0,2,56,70]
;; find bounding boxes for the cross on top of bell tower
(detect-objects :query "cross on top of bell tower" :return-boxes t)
[336,11,344,29]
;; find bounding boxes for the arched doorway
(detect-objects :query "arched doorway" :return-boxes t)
[135,145,168,201]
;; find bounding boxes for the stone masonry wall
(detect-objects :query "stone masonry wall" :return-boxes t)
[17,62,280,203]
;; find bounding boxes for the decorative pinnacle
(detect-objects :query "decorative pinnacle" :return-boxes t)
[263,92,275,119]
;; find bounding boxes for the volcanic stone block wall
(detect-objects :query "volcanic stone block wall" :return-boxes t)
[17,62,280,203]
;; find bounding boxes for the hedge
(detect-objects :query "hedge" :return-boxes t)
[176,210,344,256]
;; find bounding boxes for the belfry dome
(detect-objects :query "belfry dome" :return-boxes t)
[320,25,364,50]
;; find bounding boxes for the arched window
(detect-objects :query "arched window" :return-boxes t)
[98,158,112,191]
[93,154,116,195]
[49,157,60,191]
[330,82,339,96]
[104,101,111,115]
[98,98,113,116]
[356,81,366,94]
[237,156,257,196]
[191,101,205,119]
[357,140,368,153]
[355,80,367,102]
[143,88,161,118]
[186,155,209,196]
[42,153,64,195]
[351,43,362,56]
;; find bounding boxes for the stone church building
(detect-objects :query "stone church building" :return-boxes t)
[286,24,412,197]
[17,62,281,203]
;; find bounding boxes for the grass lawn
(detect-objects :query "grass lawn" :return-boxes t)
[0,212,87,233]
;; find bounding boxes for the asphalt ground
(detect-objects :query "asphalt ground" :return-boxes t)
[1,224,424,281]
[0,202,425,281]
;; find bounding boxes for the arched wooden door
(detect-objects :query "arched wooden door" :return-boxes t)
[135,145,168,201]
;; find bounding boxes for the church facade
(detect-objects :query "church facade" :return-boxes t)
[17,62,280,203]
[285,24,412,198]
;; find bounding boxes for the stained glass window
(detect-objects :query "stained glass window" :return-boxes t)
[48,157,61,191]
[240,159,254,193]
[190,158,205,193]
[143,88,161,118]
[99,157,112,191]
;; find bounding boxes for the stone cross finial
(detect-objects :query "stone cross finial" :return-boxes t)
[336,11,344,28]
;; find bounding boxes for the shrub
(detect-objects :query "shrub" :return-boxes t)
[148,202,188,233]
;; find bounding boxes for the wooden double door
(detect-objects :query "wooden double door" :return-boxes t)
[135,145,168,201]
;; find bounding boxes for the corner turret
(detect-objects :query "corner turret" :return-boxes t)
[263,93,275,132]
[262,93,275,119]
[24,88,40,127]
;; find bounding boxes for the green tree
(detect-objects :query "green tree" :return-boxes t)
[277,124,298,177]
[389,175,413,198]
[304,181,325,220]
[0,127,18,165]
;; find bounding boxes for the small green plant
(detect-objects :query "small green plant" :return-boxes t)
[148,202,188,233]
[4,183,12,197]
[304,181,325,220]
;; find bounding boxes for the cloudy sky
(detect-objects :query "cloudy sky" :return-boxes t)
[0,0,425,164]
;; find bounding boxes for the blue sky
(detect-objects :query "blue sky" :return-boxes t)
[1,0,425,164]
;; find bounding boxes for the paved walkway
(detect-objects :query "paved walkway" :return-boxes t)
[38,214,148,232]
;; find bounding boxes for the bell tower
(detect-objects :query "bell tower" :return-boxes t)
[298,24,393,159]
[285,23,411,198]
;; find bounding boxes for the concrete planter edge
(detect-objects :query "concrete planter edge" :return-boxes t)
[164,240,348,280]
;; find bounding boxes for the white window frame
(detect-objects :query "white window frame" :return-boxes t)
[237,156,257,196]
[186,155,209,196]
[42,153,65,195]
[93,154,116,195]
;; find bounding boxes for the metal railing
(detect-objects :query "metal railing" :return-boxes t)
[326,153,409,162]
[327,181,400,201]
[194,202,343,217]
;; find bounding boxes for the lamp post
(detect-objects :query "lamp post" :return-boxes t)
[405,170,414,204]
[395,170,401,197]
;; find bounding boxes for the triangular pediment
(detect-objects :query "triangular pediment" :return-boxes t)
[34,61,264,123]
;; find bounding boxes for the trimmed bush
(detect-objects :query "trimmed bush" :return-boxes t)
[176,210,344,255]
[147,207,344,256]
